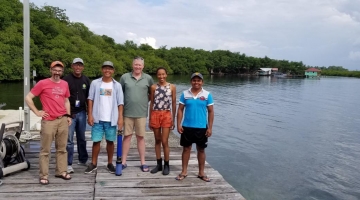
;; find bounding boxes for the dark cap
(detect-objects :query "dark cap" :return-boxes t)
[102,61,114,68]
[191,72,203,80]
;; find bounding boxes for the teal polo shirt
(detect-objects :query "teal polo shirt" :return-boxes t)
[179,88,214,128]
[120,72,154,118]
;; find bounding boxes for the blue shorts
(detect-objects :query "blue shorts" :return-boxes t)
[91,121,116,142]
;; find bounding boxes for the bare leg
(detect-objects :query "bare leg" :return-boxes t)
[181,145,192,175]
[153,128,162,159]
[122,135,132,165]
[106,140,114,164]
[161,128,170,161]
[137,135,146,165]
[196,145,206,176]
[91,142,101,165]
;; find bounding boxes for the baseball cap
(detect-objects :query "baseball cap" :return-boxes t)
[72,58,84,64]
[102,61,114,68]
[191,72,203,80]
[50,61,64,68]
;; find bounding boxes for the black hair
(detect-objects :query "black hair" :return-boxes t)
[156,67,167,74]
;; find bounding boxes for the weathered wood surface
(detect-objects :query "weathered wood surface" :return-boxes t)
[0,138,245,200]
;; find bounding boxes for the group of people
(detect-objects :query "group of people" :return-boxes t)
[25,56,214,185]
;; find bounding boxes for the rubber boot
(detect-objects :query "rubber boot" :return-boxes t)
[163,160,170,175]
[150,158,162,174]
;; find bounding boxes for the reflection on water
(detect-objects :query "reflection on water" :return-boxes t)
[1,75,360,200]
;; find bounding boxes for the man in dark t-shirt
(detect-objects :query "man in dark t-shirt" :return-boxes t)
[62,58,90,173]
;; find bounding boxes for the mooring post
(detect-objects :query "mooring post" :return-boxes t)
[23,0,30,132]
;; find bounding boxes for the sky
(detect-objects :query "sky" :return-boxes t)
[28,0,360,70]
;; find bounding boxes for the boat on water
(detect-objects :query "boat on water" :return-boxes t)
[273,72,287,78]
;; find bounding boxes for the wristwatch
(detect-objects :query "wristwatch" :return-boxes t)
[63,114,72,118]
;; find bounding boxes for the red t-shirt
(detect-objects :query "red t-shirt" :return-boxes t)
[31,78,70,120]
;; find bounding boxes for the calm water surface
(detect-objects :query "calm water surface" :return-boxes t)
[1,75,360,200]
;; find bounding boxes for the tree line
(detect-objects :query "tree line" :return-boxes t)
[0,0,359,81]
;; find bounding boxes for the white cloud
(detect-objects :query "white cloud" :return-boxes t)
[139,37,157,49]
[29,0,360,70]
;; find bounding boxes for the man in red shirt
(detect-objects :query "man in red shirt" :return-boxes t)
[25,61,72,185]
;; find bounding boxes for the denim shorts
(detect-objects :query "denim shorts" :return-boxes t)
[91,121,116,142]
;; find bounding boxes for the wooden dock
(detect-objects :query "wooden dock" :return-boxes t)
[0,133,245,200]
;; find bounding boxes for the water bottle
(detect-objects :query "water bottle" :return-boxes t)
[115,130,123,176]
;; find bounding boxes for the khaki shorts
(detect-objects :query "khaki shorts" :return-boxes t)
[123,117,146,137]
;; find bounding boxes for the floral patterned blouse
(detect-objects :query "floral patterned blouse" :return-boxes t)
[153,83,172,110]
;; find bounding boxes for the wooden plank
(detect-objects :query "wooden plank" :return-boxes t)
[0,192,94,200]
[0,183,94,192]
[1,138,245,200]
[95,193,245,200]
[94,185,238,196]
[95,177,230,187]
[96,170,221,180]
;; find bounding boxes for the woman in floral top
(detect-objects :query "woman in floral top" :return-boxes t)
[149,67,176,175]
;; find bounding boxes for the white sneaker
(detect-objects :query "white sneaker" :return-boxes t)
[67,166,74,174]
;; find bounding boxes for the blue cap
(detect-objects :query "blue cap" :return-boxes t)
[191,72,203,80]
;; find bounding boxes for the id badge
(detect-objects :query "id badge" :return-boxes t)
[75,100,80,107]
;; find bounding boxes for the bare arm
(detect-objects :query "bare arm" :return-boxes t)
[148,84,156,130]
[25,92,48,118]
[206,105,214,137]
[177,104,185,134]
[171,84,177,130]
[64,98,72,126]
[117,105,124,130]
[87,99,94,126]
[65,98,71,116]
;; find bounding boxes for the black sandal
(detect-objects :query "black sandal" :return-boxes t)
[197,175,211,182]
[55,172,72,180]
[175,174,187,181]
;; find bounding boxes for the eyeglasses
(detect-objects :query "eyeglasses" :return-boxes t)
[51,69,63,73]
[134,56,144,60]
[74,63,84,67]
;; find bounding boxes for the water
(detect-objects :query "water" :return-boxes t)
[1,75,360,200]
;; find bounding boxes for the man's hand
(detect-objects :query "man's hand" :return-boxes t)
[117,118,124,131]
[67,117,72,126]
[177,126,183,134]
[36,110,49,118]
[205,128,212,137]
[88,115,94,126]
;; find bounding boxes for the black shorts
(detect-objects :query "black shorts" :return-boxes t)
[180,126,208,149]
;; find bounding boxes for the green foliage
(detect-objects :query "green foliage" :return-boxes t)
[321,67,360,78]
[0,0,357,81]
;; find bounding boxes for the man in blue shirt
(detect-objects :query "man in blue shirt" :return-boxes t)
[176,72,214,182]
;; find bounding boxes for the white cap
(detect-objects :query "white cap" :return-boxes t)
[72,58,84,64]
